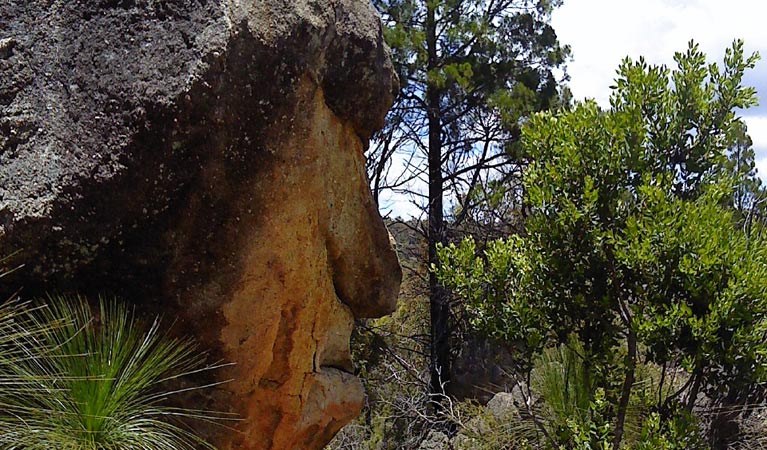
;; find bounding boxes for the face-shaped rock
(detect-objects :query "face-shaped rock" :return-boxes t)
[230,81,401,447]
[166,79,401,449]
[0,1,401,448]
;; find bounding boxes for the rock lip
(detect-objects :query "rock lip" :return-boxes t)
[0,1,401,449]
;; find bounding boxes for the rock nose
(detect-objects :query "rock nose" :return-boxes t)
[327,177,403,319]
[322,126,402,319]
[334,211,402,319]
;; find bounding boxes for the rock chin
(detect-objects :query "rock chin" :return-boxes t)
[0,1,401,449]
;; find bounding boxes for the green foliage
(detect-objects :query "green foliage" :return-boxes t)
[635,411,706,450]
[561,388,614,450]
[534,340,594,440]
[625,187,767,390]
[0,300,31,373]
[1,296,221,450]
[372,0,571,408]
[376,0,568,102]
[436,40,764,447]
[724,120,766,217]
[437,236,546,370]
[450,339,661,449]
[370,0,570,215]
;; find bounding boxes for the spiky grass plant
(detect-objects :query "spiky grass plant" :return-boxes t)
[531,339,593,432]
[1,295,225,450]
[0,257,59,441]
[452,339,653,449]
[0,299,37,378]
[0,298,52,434]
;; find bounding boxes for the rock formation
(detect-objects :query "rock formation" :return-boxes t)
[0,1,401,449]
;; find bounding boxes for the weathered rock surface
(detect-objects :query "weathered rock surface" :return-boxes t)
[0,1,401,449]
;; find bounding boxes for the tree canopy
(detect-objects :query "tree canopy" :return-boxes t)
[437,40,766,448]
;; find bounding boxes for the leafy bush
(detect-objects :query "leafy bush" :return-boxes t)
[437,40,766,448]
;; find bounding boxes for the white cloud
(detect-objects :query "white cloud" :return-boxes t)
[745,116,767,150]
[756,157,767,180]
[377,191,424,220]
[552,0,767,107]
[745,115,767,180]
[375,150,428,219]
[552,0,767,178]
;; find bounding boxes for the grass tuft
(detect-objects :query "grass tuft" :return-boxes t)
[0,295,229,450]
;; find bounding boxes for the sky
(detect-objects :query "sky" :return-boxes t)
[550,0,767,174]
[379,0,767,218]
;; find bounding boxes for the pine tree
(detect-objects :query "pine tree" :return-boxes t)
[370,0,569,403]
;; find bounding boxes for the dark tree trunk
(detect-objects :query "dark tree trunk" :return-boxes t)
[687,368,703,412]
[613,327,637,449]
[426,2,451,401]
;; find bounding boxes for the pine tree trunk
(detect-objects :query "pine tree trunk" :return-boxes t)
[426,2,450,402]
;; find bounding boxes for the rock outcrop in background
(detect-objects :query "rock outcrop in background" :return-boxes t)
[0,1,401,448]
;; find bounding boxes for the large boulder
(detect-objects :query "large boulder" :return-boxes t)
[0,1,401,449]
